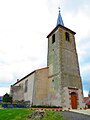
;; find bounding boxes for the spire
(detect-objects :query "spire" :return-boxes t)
[56,7,64,26]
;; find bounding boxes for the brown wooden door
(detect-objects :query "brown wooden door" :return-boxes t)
[71,92,77,109]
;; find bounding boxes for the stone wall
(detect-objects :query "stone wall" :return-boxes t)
[60,28,82,89]
[47,29,62,106]
[24,73,35,104]
[33,67,49,106]
[11,85,24,101]
[10,72,35,104]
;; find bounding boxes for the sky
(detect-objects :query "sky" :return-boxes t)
[0,0,90,97]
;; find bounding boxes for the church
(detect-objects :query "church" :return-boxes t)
[10,9,84,109]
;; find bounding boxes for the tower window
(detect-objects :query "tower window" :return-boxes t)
[52,34,55,44]
[52,79,54,82]
[65,32,70,41]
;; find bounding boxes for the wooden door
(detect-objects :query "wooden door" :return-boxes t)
[71,92,77,109]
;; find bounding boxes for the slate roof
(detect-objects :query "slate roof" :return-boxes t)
[12,67,48,86]
[56,9,64,26]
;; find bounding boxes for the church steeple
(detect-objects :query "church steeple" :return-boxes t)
[56,8,64,26]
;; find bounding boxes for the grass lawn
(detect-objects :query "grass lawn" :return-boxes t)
[0,108,64,120]
[43,110,63,120]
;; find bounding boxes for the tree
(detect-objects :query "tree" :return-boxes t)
[3,93,12,103]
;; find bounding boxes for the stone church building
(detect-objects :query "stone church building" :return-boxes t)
[10,10,84,109]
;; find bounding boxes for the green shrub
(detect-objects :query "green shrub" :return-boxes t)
[32,105,62,108]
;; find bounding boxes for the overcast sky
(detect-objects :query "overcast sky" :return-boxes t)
[0,0,90,97]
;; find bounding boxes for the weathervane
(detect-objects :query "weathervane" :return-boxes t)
[58,6,60,13]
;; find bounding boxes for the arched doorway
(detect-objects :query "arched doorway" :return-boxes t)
[71,92,77,109]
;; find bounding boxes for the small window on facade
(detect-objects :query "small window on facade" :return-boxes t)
[25,80,28,92]
[52,79,54,82]
[65,32,70,41]
[52,34,55,44]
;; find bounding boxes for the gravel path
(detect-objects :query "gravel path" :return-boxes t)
[60,111,90,120]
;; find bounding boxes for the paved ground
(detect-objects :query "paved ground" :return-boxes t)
[60,111,90,120]
[71,109,90,115]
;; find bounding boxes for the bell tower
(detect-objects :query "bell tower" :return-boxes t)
[47,9,84,109]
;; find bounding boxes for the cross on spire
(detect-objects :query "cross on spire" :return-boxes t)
[58,7,60,12]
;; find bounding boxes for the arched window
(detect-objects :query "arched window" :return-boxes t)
[65,32,70,41]
[52,34,55,44]
[71,92,77,96]
[25,80,28,92]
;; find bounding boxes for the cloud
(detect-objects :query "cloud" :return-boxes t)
[80,63,90,74]
[64,9,90,40]
[83,90,88,97]
[0,87,10,96]
[0,0,48,91]
[62,0,90,15]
